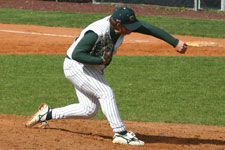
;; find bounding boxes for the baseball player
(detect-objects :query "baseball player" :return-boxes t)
[25,6,187,145]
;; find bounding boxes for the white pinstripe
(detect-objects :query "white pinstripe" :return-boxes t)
[52,58,126,133]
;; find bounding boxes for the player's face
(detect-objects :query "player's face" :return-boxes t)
[117,24,132,35]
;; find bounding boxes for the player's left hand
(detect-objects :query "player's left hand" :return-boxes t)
[102,48,113,66]
[175,40,187,54]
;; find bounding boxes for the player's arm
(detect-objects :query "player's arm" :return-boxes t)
[72,31,103,64]
[134,21,178,47]
[134,21,187,53]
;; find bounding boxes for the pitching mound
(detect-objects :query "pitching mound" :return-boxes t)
[1,114,225,150]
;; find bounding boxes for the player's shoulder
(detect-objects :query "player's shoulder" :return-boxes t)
[87,16,111,36]
[94,16,111,24]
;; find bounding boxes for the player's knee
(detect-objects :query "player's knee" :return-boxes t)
[99,87,115,101]
[83,106,98,118]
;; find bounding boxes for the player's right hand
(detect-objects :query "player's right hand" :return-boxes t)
[176,40,187,54]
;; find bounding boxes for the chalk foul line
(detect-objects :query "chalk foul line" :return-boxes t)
[0,29,75,38]
[0,29,152,43]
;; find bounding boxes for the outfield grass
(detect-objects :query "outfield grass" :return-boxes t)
[0,55,224,126]
[0,8,225,38]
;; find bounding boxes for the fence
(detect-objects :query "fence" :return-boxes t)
[52,0,91,2]
[92,0,225,11]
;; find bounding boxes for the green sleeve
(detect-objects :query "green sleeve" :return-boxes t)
[134,21,179,47]
[72,31,103,64]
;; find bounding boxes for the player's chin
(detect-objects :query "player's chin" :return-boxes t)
[124,31,132,35]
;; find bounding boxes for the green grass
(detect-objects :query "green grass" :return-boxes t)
[140,15,225,38]
[1,55,225,126]
[0,8,225,38]
[0,8,106,28]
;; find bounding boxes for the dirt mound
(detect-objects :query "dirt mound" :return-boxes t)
[1,114,225,150]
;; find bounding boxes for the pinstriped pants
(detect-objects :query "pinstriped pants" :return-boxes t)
[52,58,126,133]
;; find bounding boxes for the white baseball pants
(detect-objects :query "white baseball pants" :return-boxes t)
[52,58,126,133]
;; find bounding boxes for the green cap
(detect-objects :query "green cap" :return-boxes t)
[112,7,141,31]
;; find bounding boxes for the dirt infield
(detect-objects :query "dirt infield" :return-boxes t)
[1,23,225,150]
[1,23,225,56]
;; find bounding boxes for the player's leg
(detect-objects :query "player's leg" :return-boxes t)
[62,58,126,132]
[52,88,100,119]
[81,64,144,145]
[81,65,126,133]
[52,58,100,119]
[98,84,126,133]
[25,58,100,127]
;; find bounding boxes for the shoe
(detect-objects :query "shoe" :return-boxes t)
[25,103,51,128]
[112,131,145,146]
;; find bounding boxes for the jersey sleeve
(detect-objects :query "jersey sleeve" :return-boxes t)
[134,21,179,47]
[72,31,103,64]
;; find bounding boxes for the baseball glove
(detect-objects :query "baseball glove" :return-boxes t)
[90,34,114,65]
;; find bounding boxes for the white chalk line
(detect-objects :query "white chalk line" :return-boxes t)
[2,29,225,46]
[0,29,150,43]
[124,39,150,43]
[0,29,75,38]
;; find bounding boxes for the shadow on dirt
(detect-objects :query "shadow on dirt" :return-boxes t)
[43,127,225,145]
[46,127,112,140]
[136,133,225,145]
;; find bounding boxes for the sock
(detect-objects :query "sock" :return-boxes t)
[46,111,52,120]
[118,130,127,135]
